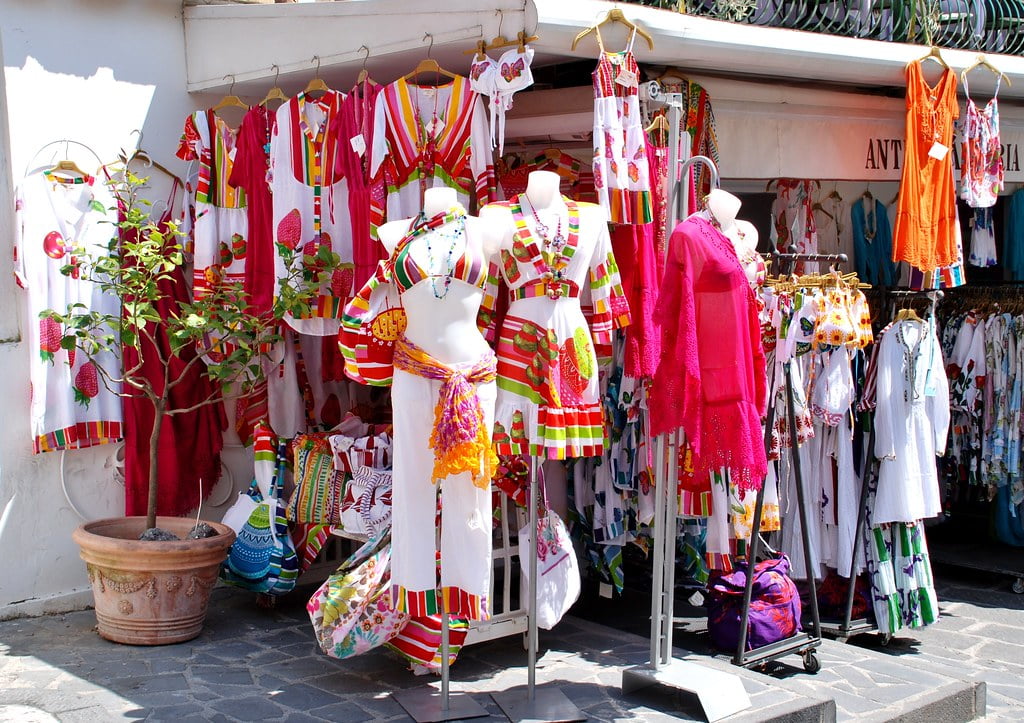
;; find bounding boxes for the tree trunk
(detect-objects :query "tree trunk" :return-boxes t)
[146,400,164,531]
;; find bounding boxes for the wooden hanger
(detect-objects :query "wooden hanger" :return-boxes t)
[571,8,655,51]
[962,53,1011,87]
[303,56,331,97]
[896,306,922,322]
[516,31,539,52]
[861,183,874,202]
[464,39,490,60]
[912,46,949,70]
[212,74,248,113]
[645,112,670,145]
[49,158,89,178]
[260,64,288,108]
[811,201,834,222]
[404,33,457,83]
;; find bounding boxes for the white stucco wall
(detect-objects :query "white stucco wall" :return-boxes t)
[0,0,250,617]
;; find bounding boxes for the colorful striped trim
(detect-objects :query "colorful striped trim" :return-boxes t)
[607,188,653,225]
[509,195,580,280]
[34,421,122,454]
[510,278,581,301]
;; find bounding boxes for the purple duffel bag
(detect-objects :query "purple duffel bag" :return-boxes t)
[706,554,802,653]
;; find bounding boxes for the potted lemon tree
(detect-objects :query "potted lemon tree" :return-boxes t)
[43,166,338,645]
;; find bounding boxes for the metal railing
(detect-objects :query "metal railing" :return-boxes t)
[624,0,1024,54]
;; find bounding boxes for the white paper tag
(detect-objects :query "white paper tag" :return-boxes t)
[615,69,638,88]
[599,582,613,599]
[349,133,366,157]
[928,141,949,161]
[421,87,436,98]
[427,117,446,138]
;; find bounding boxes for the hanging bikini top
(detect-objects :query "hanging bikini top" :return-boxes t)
[391,206,488,294]
[469,45,535,155]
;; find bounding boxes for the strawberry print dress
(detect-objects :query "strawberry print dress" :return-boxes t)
[271,90,357,336]
[14,171,122,452]
[176,110,249,301]
[485,196,631,459]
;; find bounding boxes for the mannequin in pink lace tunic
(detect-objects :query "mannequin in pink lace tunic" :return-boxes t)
[650,212,768,492]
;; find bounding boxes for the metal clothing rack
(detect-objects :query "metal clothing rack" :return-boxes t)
[730,250,847,673]
[622,87,753,723]
[822,287,944,642]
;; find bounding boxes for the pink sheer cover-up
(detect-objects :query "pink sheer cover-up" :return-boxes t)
[650,214,768,492]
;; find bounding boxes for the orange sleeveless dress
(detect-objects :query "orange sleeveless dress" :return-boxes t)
[892,60,960,272]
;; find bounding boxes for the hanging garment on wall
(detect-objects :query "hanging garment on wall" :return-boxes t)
[497,151,583,201]
[908,177,966,289]
[121,181,226,517]
[893,61,960,272]
[469,45,534,155]
[610,219,659,379]
[229,104,277,317]
[14,171,123,452]
[369,76,495,228]
[333,79,387,290]
[271,90,357,336]
[769,180,819,274]
[591,30,652,225]
[851,196,898,286]
[486,196,631,460]
[177,109,249,302]
[1004,189,1024,281]
[959,74,1003,209]
[650,212,767,491]
[968,207,998,267]
[873,318,950,524]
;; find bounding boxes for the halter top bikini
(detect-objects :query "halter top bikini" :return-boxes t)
[391,208,488,294]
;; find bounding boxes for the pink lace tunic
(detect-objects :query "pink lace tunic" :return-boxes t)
[650,213,768,491]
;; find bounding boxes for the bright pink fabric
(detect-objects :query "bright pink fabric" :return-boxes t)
[333,80,387,289]
[650,214,767,491]
[229,105,276,317]
[611,222,660,378]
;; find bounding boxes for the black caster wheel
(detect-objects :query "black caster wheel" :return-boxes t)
[1013,578,1024,595]
[802,651,821,674]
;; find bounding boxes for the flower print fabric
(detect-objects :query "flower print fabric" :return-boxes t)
[591,30,651,225]
[959,74,1003,209]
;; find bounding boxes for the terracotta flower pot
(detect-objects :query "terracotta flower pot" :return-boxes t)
[72,516,236,646]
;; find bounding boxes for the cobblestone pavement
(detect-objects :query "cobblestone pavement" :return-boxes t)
[0,564,1019,722]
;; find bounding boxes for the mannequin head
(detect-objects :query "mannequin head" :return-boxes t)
[423,187,458,217]
[524,170,562,210]
[706,188,742,231]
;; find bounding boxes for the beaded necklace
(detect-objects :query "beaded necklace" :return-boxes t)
[397,206,466,299]
[520,194,566,267]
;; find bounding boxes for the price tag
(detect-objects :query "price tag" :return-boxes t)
[349,133,366,157]
[928,142,949,161]
[615,68,638,88]
[599,582,613,599]
[427,117,446,138]
[925,368,937,397]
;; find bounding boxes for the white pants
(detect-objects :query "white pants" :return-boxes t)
[390,368,495,620]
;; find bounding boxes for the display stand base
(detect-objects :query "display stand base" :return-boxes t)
[622,660,751,722]
[392,689,488,722]
[491,687,586,722]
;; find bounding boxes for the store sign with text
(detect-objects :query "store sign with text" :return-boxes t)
[715,107,1024,182]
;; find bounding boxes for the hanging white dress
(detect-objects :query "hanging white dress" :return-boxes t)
[873,319,950,524]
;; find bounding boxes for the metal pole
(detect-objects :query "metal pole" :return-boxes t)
[733,383,778,665]
[842,421,875,632]
[527,457,539,700]
[650,433,667,670]
[662,432,679,665]
[785,361,822,639]
[440,608,450,710]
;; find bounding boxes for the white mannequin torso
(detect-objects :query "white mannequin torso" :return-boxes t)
[705,188,762,286]
[378,187,499,365]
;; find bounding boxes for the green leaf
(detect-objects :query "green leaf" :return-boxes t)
[88,199,106,214]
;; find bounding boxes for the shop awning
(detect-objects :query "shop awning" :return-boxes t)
[185,0,1024,99]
